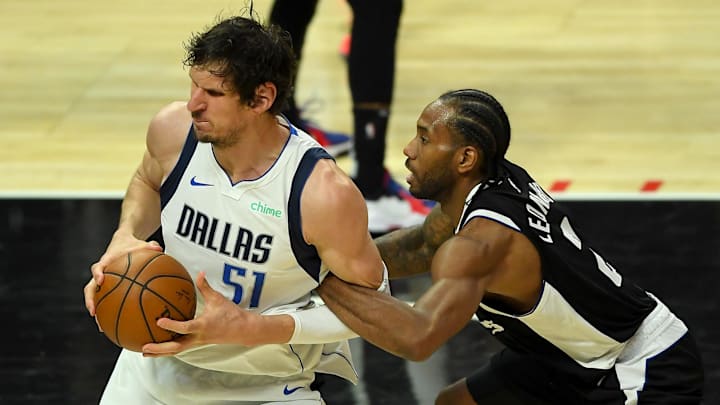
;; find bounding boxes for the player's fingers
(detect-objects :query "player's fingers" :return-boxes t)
[90,261,105,285]
[83,279,98,316]
[146,241,164,251]
[195,272,219,300]
[141,340,183,356]
[156,317,193,335]
[141,352,173,358]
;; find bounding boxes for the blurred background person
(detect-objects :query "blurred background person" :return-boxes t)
[269,0,432,235]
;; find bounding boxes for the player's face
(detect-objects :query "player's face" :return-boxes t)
[186,66,251,148]
[403,100,460,201]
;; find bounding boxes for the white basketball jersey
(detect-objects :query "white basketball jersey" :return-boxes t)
[155,121,355,381]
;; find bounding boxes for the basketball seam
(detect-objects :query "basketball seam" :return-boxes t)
[95,252,133,310]
[110,252,133,347]
[114,252,165,348]
[139,277,196,342]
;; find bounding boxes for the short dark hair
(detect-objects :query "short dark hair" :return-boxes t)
[183,16,296,114]
[438,89,511,177]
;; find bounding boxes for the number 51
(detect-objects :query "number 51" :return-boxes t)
[222,263,266,308]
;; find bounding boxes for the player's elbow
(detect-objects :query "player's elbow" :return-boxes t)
[366,268,384,290]
[402,341,435,362]
[353,264,384,290]
[398,334,439,361]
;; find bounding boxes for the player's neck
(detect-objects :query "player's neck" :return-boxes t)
[213,117,290,183]
[440,178,486,226]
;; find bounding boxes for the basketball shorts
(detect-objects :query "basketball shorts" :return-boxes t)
[99,349,325,405]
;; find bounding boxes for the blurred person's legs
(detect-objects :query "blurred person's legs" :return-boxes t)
[269,0,353,157]
[348,0,429,234]
[269,0,317,127]
[271,0,430,234]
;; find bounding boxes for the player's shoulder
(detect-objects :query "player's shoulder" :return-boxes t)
[463,176,531,233]
[148,102,191,135]
[299,158,369,248]
[471,179,521,208]
[473,161,536,206]
[146,101,192,165]
[306,159,355,196]
[303,159,364,213]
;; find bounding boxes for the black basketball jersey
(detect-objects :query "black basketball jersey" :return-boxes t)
[459,160,658,381]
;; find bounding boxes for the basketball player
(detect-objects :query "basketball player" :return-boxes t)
[83,15,386,404]
[314,90,705,404]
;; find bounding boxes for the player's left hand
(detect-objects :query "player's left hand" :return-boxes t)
[141,271,264,357]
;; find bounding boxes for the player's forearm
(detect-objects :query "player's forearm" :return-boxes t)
[257,267,389,345]
[242,313,295,345]
[317,275,435,361]
[286,304,359,343]
[117,171,162,240]
[236,306,357,346]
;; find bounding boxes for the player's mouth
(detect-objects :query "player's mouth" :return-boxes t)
[404,160,416,186]
[193,120,211,131]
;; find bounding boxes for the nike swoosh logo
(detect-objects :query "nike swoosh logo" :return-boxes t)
[190,176,213,187]
[283,385,303,395]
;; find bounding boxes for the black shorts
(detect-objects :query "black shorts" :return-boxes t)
[466,333,704,404]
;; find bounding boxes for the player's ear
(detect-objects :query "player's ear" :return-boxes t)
[457,145,481,174]
[249,82,277,113]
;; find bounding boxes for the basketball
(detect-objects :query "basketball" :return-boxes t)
[93,250,197,352]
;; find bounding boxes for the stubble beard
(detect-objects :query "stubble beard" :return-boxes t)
[411,175,442,201]
[194,125,240,149]
[410,167,454,203]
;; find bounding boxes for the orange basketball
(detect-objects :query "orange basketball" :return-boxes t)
[93,249,197,352]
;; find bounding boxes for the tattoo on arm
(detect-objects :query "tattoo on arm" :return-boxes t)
[375,207,454,278]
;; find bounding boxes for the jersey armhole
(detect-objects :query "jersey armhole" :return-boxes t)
[287,147,333,282]
[160,126,198,209]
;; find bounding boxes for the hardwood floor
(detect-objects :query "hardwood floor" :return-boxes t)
[1,0,719,193]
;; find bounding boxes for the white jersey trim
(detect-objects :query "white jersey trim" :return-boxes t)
[462,209,521,232]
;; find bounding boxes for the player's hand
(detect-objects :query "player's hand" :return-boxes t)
[141,272,262,357]
[84,231,162,317]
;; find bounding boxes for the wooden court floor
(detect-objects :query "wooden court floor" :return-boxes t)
[1,0,719,195]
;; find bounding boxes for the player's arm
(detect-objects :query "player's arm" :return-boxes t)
[300,158,385,288]
[316,218,514,361]
[273,158,387,343]
[85,102,189,315]
[374,205,454,279]
[117,101,190,242]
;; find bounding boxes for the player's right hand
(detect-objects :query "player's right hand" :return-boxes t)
[84,232,162,316]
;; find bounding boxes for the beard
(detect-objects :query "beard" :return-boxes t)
[409,168,452,201]
[193,124,240,149]
[193,128,213,143]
